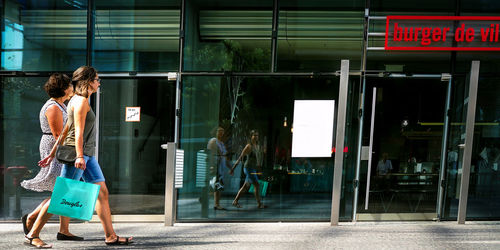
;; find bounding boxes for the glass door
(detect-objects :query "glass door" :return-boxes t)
[356,76,448,220]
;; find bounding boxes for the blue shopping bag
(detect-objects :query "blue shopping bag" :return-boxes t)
[249,180,269,197]
[48,177,100,221]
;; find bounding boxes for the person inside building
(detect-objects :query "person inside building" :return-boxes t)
[207,126,233,210]
[377,152,393,176]
[20,73,80,248]
[230,129,266,209]
[36,66,133,246]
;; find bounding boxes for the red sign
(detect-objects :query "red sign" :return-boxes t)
[385,16,500,51]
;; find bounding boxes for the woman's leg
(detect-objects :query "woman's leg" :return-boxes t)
[26,200,53,247]
[94,181,132,243]
[26,198,50,230]
[58,216,74,236]
[233,182,250,204]
[81,156,131,244]
[93,182,114,238]
[214,190,221,207]
[252,181,262,206]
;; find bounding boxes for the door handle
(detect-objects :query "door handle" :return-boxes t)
[364,87,377,210]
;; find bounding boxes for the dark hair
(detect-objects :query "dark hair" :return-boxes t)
[72,66,98,98]
[248,129,258,143]
[43,73,72,98]
[211,126,224,137]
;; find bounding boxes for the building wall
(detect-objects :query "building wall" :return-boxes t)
[1,0,499,221]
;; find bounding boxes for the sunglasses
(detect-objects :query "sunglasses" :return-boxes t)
[94,78,101,83]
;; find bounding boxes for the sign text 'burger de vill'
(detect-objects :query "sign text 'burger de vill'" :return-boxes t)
[385,16,500,51]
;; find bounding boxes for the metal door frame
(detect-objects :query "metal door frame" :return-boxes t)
[352,73,452,221]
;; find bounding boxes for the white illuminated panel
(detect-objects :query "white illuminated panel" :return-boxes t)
[291,100,335,158]
[175,149,184,188]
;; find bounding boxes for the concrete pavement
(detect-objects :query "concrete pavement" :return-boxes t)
[1,221,500,249]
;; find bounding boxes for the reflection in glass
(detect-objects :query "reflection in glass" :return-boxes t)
[441,76,468,219]
[1,77,48,219]
[183,0,272,71]
[277,10,363,71]
[94,1,180,71]
[1,0,87,71]
[465,76,500,219]
[178,76,354,221]
[98,78,175,214]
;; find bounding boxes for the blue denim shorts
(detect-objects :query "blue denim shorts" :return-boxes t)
[61,155,105,183]
[244,167,259,184]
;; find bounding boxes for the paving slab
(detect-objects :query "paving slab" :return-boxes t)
[1,221,500,249]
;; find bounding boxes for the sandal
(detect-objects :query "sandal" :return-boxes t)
[105,236,134,245]
[213,205,226,210]
[232,201,242,208]
[24,236,52,248]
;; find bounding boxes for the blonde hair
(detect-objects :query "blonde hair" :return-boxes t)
[72,66,97,98]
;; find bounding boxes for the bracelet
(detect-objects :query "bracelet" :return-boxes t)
[76,156,84,159]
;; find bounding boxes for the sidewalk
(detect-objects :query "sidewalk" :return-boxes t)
[1,221,500,249]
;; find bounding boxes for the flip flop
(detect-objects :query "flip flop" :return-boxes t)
[105,236,133,245]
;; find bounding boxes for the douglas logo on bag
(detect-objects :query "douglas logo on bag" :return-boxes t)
[60,199,83,208]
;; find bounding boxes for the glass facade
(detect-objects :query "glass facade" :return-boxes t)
[178,76,356,220]
[1,0,499,222]
[97,78,176,214]
[93,0,180,72]
[277,0,364,71]
[1,0,87,71]
[183,0,273,72]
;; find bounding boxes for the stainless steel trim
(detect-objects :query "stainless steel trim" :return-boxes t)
[457,61,480,224]
[404,74,443,78]
[99,73,171,77]
[367,47,385,51]
[352,76,366,222]
[436,78,452,219]
[368,32,386,37]
[163,142,177,226]
[369,16,387,20]
[95,87,100,162]
[174,73,181,144]
[364,87,377,210]
[331,60,350,226]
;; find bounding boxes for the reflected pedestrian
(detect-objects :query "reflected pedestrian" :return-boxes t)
[207,126,233,210]
[230,130,266,209]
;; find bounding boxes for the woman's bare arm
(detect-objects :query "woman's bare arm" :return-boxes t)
[45,105,64,139]
[38,121,70,167]
[73,96,89,170]
[231,144,251,171]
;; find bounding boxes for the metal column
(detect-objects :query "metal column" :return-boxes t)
[174,73,181,144]
[331,60,350,226]
[457,61,480,224]
[436,78,452,219]
[364,87,377,210]
[162,142,177,226]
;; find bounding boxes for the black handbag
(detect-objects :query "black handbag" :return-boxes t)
[54,117,90,165]
[55,144,77,165]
